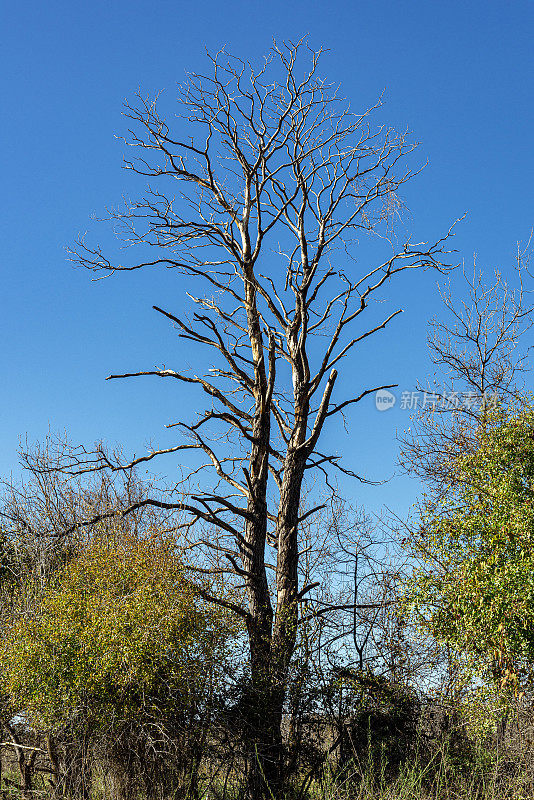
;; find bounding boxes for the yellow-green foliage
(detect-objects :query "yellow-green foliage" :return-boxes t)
[0,526,232,728]
[404,402,534,691]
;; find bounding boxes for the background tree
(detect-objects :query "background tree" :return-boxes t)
[0,439,244,800]
[397,253,534,739]
[63,40,455,795]
[0,519,237,799]
[403,403,534,698]
[400,252,532,500]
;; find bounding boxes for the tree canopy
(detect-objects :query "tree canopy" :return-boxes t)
[404,402,534,692]
[0,526,236,729]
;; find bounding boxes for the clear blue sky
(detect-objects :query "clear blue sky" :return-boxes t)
[2,0,533,517]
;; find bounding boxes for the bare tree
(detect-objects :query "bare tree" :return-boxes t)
[59,40,455,795]
[0,435,177,605]
[400,244,533,500]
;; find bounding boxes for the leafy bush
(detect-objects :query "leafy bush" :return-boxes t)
[0,526,234,729]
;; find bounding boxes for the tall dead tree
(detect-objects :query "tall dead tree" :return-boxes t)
[65,41,454,795]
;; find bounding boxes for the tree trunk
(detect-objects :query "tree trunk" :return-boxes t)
[244,666,285,799]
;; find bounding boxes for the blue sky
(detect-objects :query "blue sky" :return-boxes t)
[2,0,533,518]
